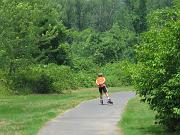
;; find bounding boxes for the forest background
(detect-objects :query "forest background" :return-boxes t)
[0,0,179,131]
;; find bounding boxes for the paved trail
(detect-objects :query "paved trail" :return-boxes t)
[38,92,135,135]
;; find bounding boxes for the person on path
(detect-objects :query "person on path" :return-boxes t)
[96,73,113,104]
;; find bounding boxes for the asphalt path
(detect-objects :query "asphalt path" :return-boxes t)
[38,91,135,135]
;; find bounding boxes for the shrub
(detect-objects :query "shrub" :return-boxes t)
[132,8,180,131]
[74,71,96,88]
[102,60,133,87]
[71,56,97,72]
[11,64,78,94]
[10,65,54,94]
[43,64,77,93]
[70,56,97,88]
[29,72,53,94]
[0,70,11,96]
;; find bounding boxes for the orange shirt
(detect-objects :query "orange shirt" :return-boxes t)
[96,77,106,86]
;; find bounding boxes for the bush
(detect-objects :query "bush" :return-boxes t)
[43,64,77,93]
[0,70,11,96]
[10,64,79,94]
[74,71,96,88]
[10,65,54,94]
[102,60,133,87]
[70,56,97,88]
[132,8,180,131]
[71,56,97,72]
[29,73,53,94]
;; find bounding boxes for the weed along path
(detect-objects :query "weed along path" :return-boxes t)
[38,92,135,135]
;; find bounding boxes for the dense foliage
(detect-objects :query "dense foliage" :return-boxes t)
[0,0,179,131]
[71,24,136,65]
[0,0,139,94]
[132,7,180,131]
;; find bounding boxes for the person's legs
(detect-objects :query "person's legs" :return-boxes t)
[103,87,113,104]
[99,87,103,104]
[104,92,110,100]
[102,86,110,99]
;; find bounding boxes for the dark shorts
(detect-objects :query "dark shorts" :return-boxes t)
[99,86,107,94]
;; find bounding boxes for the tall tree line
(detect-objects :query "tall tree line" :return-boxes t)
[0,0,174,71]
[0,0,175,95]
[53,0,173,33]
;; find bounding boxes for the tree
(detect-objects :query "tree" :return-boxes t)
[132,7,180,131]
[0,0,71,67]
[62,0,75,29]
[71,23,135,65]
[146,0,173,11]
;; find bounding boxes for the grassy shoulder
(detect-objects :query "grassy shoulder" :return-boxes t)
[119,97,180,135]
[0,86,133,135]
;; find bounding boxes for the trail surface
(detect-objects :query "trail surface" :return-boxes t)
[38,92,135,135]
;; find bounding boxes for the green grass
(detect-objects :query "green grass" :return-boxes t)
[0,86,133,135]
[119,97,180,135]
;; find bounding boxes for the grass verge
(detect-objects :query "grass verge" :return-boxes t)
[0,86,133,135]
[119,96,180,135]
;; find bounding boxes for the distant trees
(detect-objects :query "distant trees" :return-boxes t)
[1,0,179,132]
[123,0,173,33]
[55,0,136,32]
[146,0,173,10]
[52,0,174,33]
[0,0,178,101]
[71,23,136,65]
